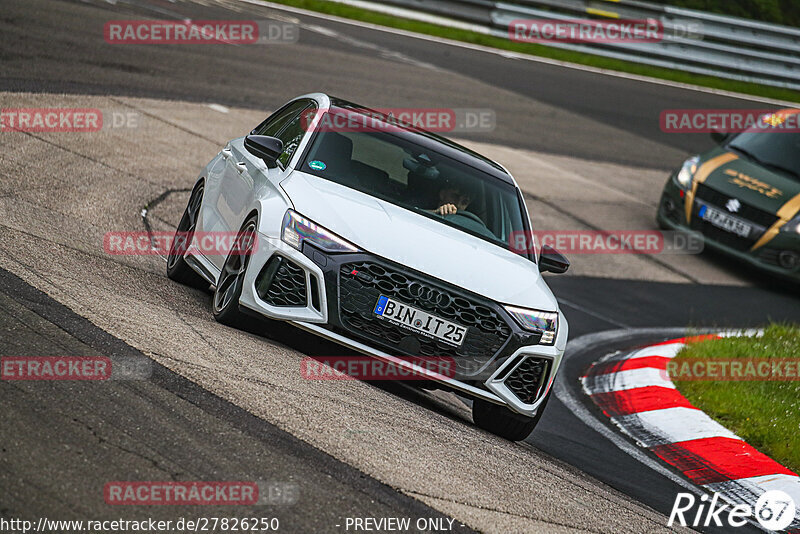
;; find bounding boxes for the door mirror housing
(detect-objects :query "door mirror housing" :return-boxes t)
[245,135,283,167]
[710,130,730,145]
[539,245,570,274]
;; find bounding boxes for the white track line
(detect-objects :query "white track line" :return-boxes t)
[583,367,675,393]
[730,475,800,505]
[625,342,685,360]
[236,0,800,106]
[614,407,739,447]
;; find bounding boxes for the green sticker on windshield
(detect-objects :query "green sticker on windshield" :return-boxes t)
[308,160,326,171]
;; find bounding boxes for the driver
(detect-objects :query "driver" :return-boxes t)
[427,177,497,240]
[434,181,473,216]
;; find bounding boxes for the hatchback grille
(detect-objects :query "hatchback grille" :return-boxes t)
[338,261,512,376]
[690,219,757,251]
[694,183,778,228]
[690,183,778,251]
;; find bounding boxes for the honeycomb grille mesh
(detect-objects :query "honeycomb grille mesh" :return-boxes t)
[338,261,511,376]
[505,357,549,404]
[262,259,307,307]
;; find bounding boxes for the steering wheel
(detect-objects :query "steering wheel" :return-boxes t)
[443,210,487,228]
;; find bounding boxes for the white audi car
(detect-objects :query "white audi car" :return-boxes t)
[167,93,569,440]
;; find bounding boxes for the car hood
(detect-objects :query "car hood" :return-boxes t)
[280,171,558,311]
[701,149,800,216]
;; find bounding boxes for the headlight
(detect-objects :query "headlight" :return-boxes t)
[675,155,700,190]
[504,306,558,345]
[281,210,359,253]
[780,215,800,235]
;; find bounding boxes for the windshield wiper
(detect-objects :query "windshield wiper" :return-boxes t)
[729,145,800,180]
[760,161,800,180]
[728,144,765,166]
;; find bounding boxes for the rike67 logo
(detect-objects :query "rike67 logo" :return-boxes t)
[669,490,796,531]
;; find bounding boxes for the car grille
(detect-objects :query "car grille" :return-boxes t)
[337,261,512,377]
[690,219,756,251]
[691,183,778,251]
[505,357,550,404]
[695,183,778,227]
[261,258,307,307]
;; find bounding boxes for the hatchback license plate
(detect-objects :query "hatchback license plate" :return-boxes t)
[374,295,466,347]
[699,205,752,238]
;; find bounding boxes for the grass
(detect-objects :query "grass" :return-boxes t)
[266,0,800,103]
[672,324,800,473]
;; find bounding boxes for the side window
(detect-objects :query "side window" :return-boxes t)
[252,99,312,137]
[275,104,316,168]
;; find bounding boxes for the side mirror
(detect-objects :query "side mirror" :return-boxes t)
[539,245,569,274]
[244,135,283,167]
[710,130,730,145]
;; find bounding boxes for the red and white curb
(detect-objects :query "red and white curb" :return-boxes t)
[581,333,800,532]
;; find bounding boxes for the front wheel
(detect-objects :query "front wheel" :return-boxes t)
[167,183,208,289]
[472,389,551,441]
[212,217,258,326]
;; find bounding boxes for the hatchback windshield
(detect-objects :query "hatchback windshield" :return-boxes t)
[728,120,800,181]
[299,111,530,256]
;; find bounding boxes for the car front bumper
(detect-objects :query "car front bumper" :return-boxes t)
[238,232,567,417]
[657,176,800,281]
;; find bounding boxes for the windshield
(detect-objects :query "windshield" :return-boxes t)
[299,111,531,257]
[727,128,800,180]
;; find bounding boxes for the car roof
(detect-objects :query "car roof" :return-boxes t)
[318,95,515,186]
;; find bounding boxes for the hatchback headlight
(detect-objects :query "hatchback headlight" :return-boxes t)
[780,215,800,235]
[675,155,700,190]
[505,306,558,345]
[281,210,359,253]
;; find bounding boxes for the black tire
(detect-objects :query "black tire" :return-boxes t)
[212,217,258,326]
[167,182,208,289]
[472,389,551,441]
[655,210,670,231]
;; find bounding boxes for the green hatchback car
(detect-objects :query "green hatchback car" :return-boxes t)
[657,109,800,281]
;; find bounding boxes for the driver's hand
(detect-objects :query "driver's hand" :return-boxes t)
[435,203,458,215]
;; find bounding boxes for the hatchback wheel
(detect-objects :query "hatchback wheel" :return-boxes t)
[212,217,258,326]
[167,183,208,289]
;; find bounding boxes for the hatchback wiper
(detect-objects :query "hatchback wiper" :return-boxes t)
[761,161,800,180]
[728,144,765,166]
[729,145,800,180]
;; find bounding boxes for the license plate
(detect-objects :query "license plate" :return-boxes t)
[373,295,467,347]
[699,205,752,238]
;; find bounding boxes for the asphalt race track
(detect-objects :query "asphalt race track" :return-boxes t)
[2,1,800,533]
